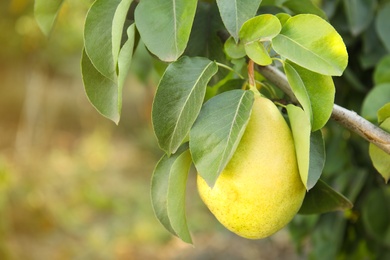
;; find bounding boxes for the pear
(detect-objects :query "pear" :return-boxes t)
[197,95,306,239]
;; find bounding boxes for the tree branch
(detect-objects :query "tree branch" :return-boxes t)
[257,65,390,154]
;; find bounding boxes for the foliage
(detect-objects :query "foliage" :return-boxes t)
[35,0,390,258]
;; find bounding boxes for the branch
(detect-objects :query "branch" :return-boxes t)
[257,65,390,154]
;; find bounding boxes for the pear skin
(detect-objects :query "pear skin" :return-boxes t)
[197,95,306,239]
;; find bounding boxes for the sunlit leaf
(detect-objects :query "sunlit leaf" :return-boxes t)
[369,118,390,182]
[283,0,327,19]
[152,57,218,155]
[134,0,197,62]
[244,41,272,66]
[239,14,281,43]
[361,84,390,121]
[287,105,325,190]
[275,13,291,26]
[378,103,390,124]
[343,0,376,36]
[376,3,390,53]
[34,0,64,36]
[299,179,353,214]
[84,0,122,81]
[288,61,335,131]
[272,14,348,76]
[190,90,254,187]
[151,144,193,244]
[81,50,120,124]
[284,62,313,124]
[287,105,310,189]
[216,0,262,42]
[374,55,390,85]
[362,187,390,246]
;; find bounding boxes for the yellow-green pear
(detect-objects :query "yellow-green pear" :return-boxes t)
[197,95,306,239]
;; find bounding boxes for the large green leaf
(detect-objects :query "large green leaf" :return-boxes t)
[288,62,335,131]
[152,57,218,155]
[216,0,262,42]
[151,145,193,244]
[361,84,390,121]
[287,105,325,190]
[343,0,376,36]
[369,118,390,182]
[239,14,281,43]
[298,179,353,214]
[34,0,64,36]
[374,55,390,85]
[362,187,390,246]
[272,14,348,76]
[81,50,120,124]
[84,0,122,82]
[282,0,327,19]
[134,0,197,62]
[376,3,390,52]
[190,90,254,187]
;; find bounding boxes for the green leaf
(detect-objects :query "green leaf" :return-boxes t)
[361,84,390,121]
[275,13,291,27]
[369,118,390,182]
[272,14,348,76]
[151,145,193,244]
[84,0,122,82]
[343,0,376,36]
[34,0,64,36]
[284,62,313,124]
[287,105,310,189]
[374,55,390,85]
[362,187,390,246]
[308,130,326,189]
[376,3,390,52]
[239,14,282,43]
[152,57,218,155]
[287,62,335,131]
[134,0,197,62]
[117,24,136,96]
[283,0,327,19]
[378,103,390,124]
[190,90,255,187]
[224,37,246,59]
[287,105,325,190]
[298,179,353,214]
[216,0,262,42]
[81,49,120,124]
[112,0,134,70]
[244,42,272,66]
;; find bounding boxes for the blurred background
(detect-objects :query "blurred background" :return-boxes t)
[0,0,302,259]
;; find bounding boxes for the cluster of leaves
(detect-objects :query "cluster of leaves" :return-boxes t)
[34,0,390,258]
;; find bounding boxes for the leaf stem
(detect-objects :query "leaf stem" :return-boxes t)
[216,62,244,79]
[256,65,390,154]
